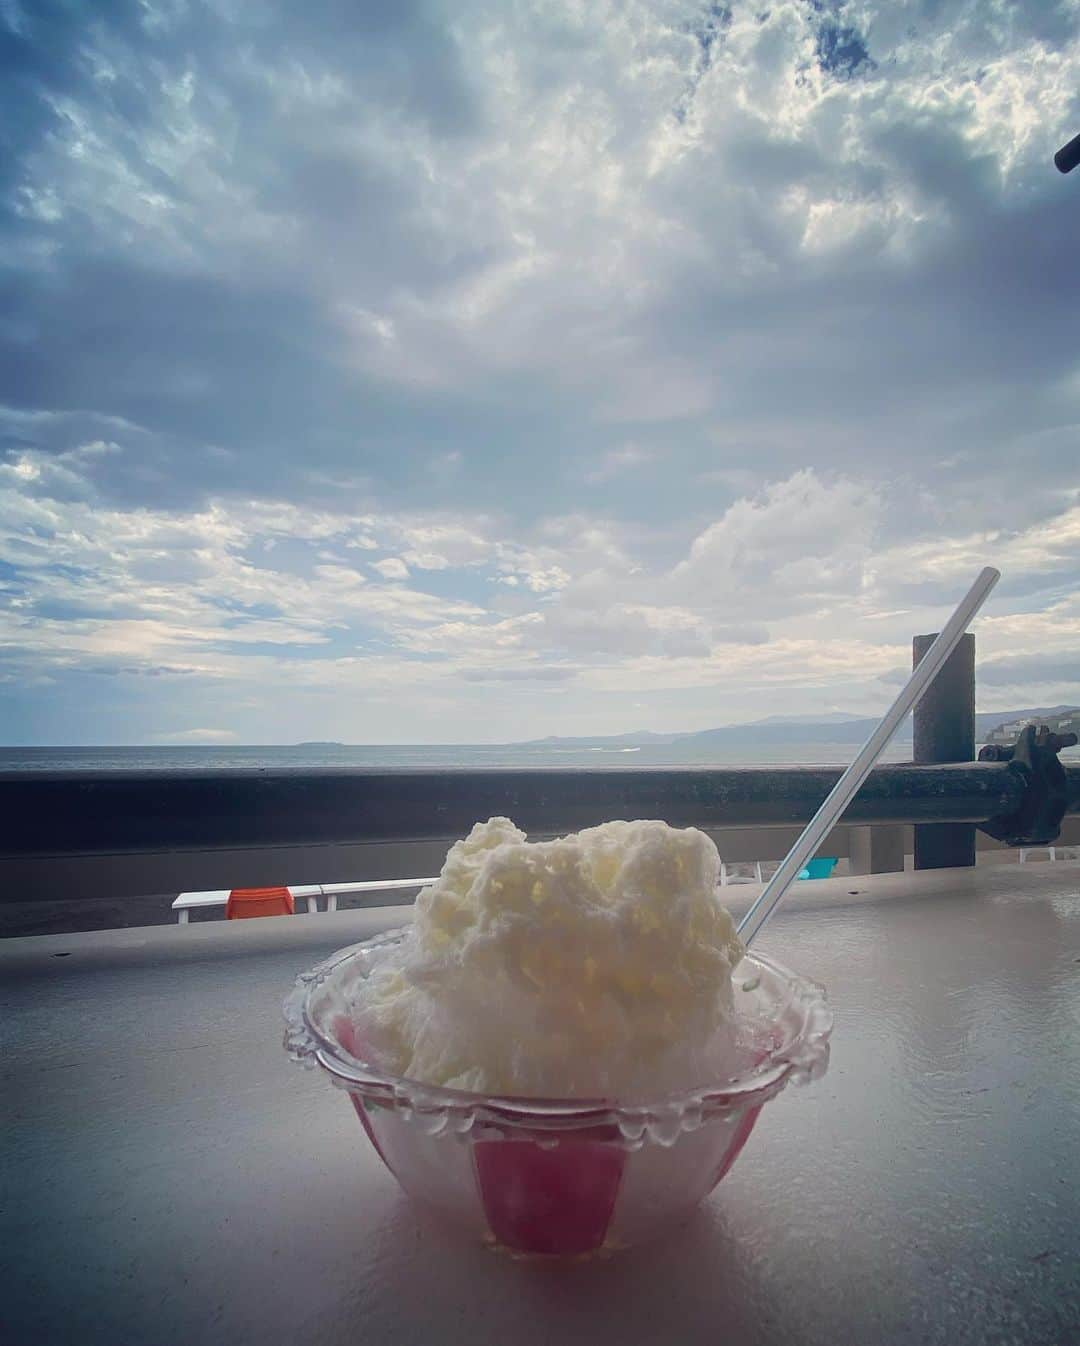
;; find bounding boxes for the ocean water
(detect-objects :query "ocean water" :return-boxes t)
[2,740,929,772]
[8,736,1078,773]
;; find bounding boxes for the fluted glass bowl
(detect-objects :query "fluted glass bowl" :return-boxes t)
[284,928,831,1257]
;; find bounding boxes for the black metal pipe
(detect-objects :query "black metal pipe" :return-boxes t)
[1055,131,1080,174]
[4,762,1076,860]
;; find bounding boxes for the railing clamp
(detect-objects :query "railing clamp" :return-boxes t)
[978,725,1077,846]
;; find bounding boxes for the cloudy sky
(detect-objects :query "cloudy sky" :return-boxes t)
[1,0,1078,746]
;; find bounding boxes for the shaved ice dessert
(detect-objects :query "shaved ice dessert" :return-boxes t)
[284,815,831,1256]
[351,816,745,1098]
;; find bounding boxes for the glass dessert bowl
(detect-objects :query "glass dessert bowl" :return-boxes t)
[284,928,832,1258]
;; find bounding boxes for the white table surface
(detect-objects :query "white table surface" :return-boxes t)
[3,863,1078,1345]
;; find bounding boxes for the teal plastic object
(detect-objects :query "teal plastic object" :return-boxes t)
[797,858,838,881]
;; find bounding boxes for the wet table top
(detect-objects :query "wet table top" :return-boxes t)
[3,863,1078,1345]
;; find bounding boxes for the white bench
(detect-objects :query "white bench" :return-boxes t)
[172,885,323,924]
[316,877,439,913]
[171,878,438,923]
[719,860,764,885]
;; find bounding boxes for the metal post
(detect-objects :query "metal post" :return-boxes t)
[913,632,976,869]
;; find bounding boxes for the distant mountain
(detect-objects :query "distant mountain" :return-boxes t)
[678,718,902,747]
[518,706,1079,751]
[517,720,895,749]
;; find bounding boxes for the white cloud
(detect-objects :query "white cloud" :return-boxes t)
[387,521,493,566]
[4,446,1076,739]
[572,634,910,697]
[308,0,1080,422]
[0,482,494,685]
[537,603,713,658]
[872,501,1080,591]
[670,470,880,616]
[494,551,573,593]
[403,551,450,571]
[0,470,865,689]
[522,565,571,594]
[394,611,543,657]
[371,556,410,581]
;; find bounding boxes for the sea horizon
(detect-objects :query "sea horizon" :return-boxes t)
[0,739,1047,772]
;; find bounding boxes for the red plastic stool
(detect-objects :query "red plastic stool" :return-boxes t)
[225,886,295,919]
